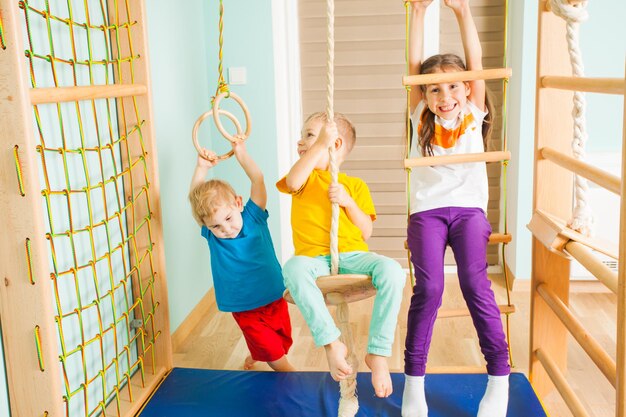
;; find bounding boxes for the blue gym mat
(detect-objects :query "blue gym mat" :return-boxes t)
[139,368,547,416]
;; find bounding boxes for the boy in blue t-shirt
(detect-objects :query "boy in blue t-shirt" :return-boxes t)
[189,140,294,372]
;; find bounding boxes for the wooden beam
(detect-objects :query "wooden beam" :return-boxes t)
[537,284,617,387]
[529,0,573,397]
[404,151,510,168]
[527,210,571,255]
[541,76,624,95]
[528,209,618,260]
[0,0,64,414]
[564,241,618,294]
[30,83,147,105]
[616,62,626,417]
[535,348,591,417]
[540,146,621,195]
[403,68,512,86]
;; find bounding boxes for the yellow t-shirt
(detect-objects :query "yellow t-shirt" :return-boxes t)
[276,169,376,257]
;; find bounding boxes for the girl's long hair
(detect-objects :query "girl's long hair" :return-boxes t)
[412,54,494,156]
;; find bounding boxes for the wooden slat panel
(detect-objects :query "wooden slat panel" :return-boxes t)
[300,25,404,43]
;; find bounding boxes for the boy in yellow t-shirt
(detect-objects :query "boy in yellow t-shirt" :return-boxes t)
[277,112,406,398]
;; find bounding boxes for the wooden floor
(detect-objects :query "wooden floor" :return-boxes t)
[173,275,617,417]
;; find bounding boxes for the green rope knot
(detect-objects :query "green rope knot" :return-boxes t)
[25,238,35,285]
[34,325,45,371]
[0,14,6,50]
[13,145,26,196]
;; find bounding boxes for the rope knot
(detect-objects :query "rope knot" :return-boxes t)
[549,0,589,23]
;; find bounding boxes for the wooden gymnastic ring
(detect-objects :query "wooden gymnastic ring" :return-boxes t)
[192,108,242,160]
[211,91,251,142]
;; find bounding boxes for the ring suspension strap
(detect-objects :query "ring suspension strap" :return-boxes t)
[549,0,592,235]
[215,0,230,100]
[192,1,251,158]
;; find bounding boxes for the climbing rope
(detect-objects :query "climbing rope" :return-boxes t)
[326,0,340,277]
[549,0,593,236]
[324,0,358,415]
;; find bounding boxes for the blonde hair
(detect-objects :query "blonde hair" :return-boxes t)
[189,179,238,225]
[304,112,357,153]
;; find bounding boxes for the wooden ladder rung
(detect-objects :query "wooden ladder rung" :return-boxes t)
[489,233,512,244]
[438,304,516,319]
[541,75,624,95]
[540,146,621,195]
[403,233,511,250]
[404,151,511,168]
[30,83,148,105]
[403,68,512,86]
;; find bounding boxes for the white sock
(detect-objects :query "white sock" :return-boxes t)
[401,374,428,417]
[477,374,509,417]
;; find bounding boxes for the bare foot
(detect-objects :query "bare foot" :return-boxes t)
[324,340,353,381]
[365,353,393,397]
[243,355,257,370]
[268,355,296,372]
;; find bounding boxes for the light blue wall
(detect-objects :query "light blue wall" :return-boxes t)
[207,2,283,252]
[580,2,625,152]
[145,0,213,332]
[145,0,280,332]
[506,1,625,281]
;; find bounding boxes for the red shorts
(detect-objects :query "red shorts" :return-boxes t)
[232,298,293,362]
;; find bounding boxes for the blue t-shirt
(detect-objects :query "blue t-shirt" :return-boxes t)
[201,199,285,312]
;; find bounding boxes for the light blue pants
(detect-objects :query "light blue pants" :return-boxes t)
[283,251,406,357]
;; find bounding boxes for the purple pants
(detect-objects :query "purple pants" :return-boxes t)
[405,207,510,376]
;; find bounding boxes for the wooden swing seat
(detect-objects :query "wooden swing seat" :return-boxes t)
[283,274,375,306]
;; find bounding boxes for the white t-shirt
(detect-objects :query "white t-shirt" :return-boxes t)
[409,100,489,214]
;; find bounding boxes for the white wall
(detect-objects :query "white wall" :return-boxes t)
[505,0,539,280]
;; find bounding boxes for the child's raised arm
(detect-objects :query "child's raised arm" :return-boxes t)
[445,0,486,110]
[284,122,339,192]
[190,149,219,193]
[408,0,433,114]
[231,139,267,210]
